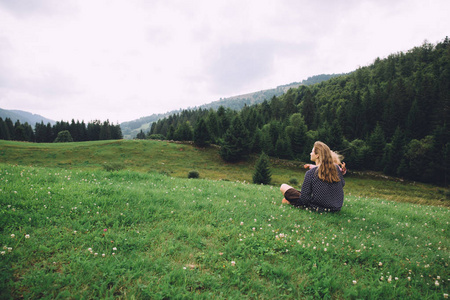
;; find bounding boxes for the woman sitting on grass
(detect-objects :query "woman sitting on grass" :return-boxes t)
[280,141,345,212]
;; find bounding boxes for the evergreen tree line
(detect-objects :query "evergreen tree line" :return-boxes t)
[140,38,450,186]
[0,118,123,143]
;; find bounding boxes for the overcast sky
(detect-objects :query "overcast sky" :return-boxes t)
[0,0,448,124]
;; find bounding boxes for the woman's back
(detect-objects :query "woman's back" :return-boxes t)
[280,141,345,212]
[300,166,345,211]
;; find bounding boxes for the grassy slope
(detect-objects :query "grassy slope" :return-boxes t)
[0,139,448,207]
[0,164,448,299]
[0,140,449,298]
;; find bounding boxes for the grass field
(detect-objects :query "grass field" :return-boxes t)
[0,139,447,207]
[0,140,449,299]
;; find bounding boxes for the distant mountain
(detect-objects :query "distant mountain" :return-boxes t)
[0,108,55,128]
[120,73,345,139]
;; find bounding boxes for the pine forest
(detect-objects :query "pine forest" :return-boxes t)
[145,38,450,186]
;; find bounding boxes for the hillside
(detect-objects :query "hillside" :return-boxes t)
[0,139,448,298]
[0,139,447,206]
[146,38,450,186]
[120,74,343,139]
[0,108,55,127]
[1,162,448,298]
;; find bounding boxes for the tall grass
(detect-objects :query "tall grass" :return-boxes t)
[1,164,448,299]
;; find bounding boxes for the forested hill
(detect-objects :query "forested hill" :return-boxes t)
[145,37,450,186]
[120,74,343,138]
[0,108,55,128]
[194,73,345,111]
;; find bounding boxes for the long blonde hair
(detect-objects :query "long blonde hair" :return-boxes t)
[331,151,343,165]
[314,141,341,183]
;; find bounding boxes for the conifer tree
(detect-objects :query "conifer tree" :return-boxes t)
[99,121,112,140]
[260,125,275,156]
[23,122,35,142]
[301,88,315,129]
[217,106,231,137]
[430,124,450,185]
[206,110,219,143]
[111,124,123,139]
[174,121,193,141]
[14,122,27,141]
[0,118,10,140]
[193,118,210,147]
[165,125,174,140]
[368,123,386,170]
[253,152,272,185]
[251,128,263,153]
[136,130,146,139]
[87,121,101,141]
[286,113,307,158]
[220,115,250,162]
[275,135,292,159]
[328,119,344,151]
[5,118,14,140]
[383,127,405,176]
[45,123,54,142]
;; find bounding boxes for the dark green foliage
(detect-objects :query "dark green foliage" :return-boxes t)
[328,120,344,151]
[220,116,251,162]
[260,125,275,156]
[0,118,34,141]
[54,130,73,143]
[174,121,193,141]
[166,125,175,140]
[442,143,450,186]
[34,122,53,142]
[253,152,272,185]
[5,118,14,139]
[30,119,122,143]
[193,118,210,147]
[69,119,87,141]
[383,127,405,176]
[275,135,292,159]
[367,123,386,171]
[206,110,220,143]
[136,130,146,139]
[344,139,370,170]
[188,170,200,179]
[430,124,450,185]
[300,87,316,128]
[0,118,10,140]
[14,124,27,141]
[399,137,434,182]
[99,121,112,140]
[148,134,165,140]
[286,113,307,159]
[288,177,299,185]
[217,106,234,137]
[251,128,263,153]
[103,162,125,171]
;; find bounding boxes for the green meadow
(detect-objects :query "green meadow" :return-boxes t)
[0,140,448,299]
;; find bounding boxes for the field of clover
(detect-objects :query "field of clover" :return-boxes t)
[0,163,448,299]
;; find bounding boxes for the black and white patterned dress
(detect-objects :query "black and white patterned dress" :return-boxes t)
[291,166,345,212]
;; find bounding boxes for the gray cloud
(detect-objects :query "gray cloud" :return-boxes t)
[207,41,277,94]
[0,0,77,17]
[206,39,317,94]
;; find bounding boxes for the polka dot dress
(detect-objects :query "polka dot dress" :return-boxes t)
[293,166,345,212]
